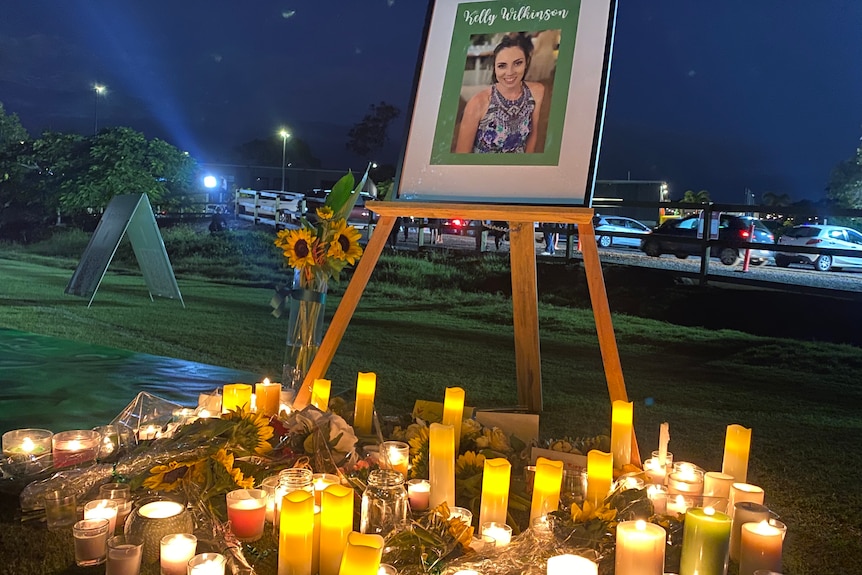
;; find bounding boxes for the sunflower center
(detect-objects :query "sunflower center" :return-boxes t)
[337,234,350,252]
[295,239,310,258]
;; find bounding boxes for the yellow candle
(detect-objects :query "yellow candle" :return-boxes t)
[479,458,511,527]
[312,505,321,575]
[223,383,253,413]
[311,379,332,412]
[611,400,633,468]
[739,520,783,575]
[319,484,354,575]
[337,532,384,575]
[529,457,563,522]
[722,424,752,483]
[255,378,282,417]
[354,372,376,436]
[587,450,613,508]
[278,490,313,575]
[441,387,465,452]
[615,520,666,575]
[428,423,455,509]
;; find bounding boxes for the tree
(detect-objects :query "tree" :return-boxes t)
[681,189,710,203]
[762,191,791,207]
[0,101,29,148]
[346,101,400,159]
[826,144,862,208]
[233,136,321,169]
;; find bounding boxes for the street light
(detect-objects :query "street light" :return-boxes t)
[93,84,106,135]
[279,129,291,191]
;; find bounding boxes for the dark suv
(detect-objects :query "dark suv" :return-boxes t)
[639,214,775,266]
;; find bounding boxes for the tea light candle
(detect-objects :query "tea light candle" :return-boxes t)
[260,475,281,523]
[643,458,666,485]
[312,473,341,507]
[52,429,101,469]
[354,372,377,436]
[441,387,466,452]
[137,425,158,441]
[222,383,252,413]
[647,485,667,515]
[739,520,783,575]
[679,507,731,575]
[377,565,398,575]
[160,533,197,575]
[320,484,354,575]
[407,479,430,512]
[530,457,563,522]
[722,424,752,484]
[730,501,771,562]
[381,441,409,479]
[449,506,473,526]
[187,552,226,575]
[547,554,598,575]
[138,500,184,519]
[2,428,53,474]
[310,378,332,412]
[428,423,455,509]
[610,400,633,468]
[83,498,118,534]
[480,521,512,547]
[668,462,704,498]
[586,450,613,508]
[479,458,511,526]
[615,520,666,575]
[667,494,694,516]
[255,378,282,417]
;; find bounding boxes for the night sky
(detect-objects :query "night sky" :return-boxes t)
[2,1,860,203]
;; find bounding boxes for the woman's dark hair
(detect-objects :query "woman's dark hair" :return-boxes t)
[490,33,533,83]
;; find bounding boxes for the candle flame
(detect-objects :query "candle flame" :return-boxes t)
[21,437,35,453]
[704,506,715,516]
[263,377,270,385]
[635,519,646,530]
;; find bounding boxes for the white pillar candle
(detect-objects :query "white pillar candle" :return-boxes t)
[729,482,765,519]
[83,499,118,535]
[615,520,666,575]
[547,554,598,575]
[703,471,734,512]
[739,520,783,575]
[160,533,197,575]
[730,501,771,562]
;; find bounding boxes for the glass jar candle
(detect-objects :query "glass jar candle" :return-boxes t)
[360,469,409,537]
[52,429,101,469]
[274,468,313,535]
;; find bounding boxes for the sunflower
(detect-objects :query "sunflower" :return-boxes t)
[455,451,485,478]
[277,228,318,269]
[408,424,430,479]
[571,499,617,524]
[327,219,363,265]
[142,460,196,491]
[316,206,334,221]
[224,410,275,455]
[212,448,255,489]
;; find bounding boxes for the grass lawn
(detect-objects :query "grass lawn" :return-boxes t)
[0,227,860,574]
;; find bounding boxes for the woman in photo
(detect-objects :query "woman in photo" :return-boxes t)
[455,34,545,154]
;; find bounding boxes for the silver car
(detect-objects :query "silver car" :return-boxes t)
[594,216,652,248]
[776,224,862,271]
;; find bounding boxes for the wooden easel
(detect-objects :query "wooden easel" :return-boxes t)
[293,201,640,465]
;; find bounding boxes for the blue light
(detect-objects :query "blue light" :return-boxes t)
[203,175,218,189]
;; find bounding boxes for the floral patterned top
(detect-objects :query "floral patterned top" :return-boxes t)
[472,83,536,154]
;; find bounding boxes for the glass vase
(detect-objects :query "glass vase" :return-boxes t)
[360,469,409,538]
[283,269,328,392]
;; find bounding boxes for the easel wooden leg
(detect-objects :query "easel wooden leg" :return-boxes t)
[509,221,543,412]
[579,223,641,466]
[292,215,397,409]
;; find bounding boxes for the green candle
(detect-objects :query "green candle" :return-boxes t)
[680,507,731,575]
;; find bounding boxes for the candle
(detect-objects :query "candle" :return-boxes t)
[703,471,734,512]
[312,504,321,575]
[530,457,563,522]
[338,532,384,575]
[138,425,159,441]
[428,423,455,509]
[52,429,101,469]
[222,383,253,413]
[615,520,666,575]
[226,488,267,542]
[377,565,397,575]
[312,473,341,507]
[261,475,281,523]
[449,506,473,527]
[479,457,511,527]
[188,553,226,575]
[106,534,143,575]
[668,462,705,498]
[679,507,731,575]
[730,501,771,562]
[610,400,633,468]
[83,498,119,535]
[354,372,377,435]
[643,458,666,485]
[740,520,783,575]
[319,484,354,575]
[729,482,765,519]
[667,494,695,516]
[480,521,512,547]
[160,533,197,575]
[407,479,431,512]
[586,450,613,508]
[197,391,222,414]
[2,428,53,458]
[256,378,282,416]
[441,387,466,452]
[722,424,752,483]
[311,378,332,412]
[647,485,667,515]
[381,441,410,479]
[768,518,787,540]
[279,490,314,575]
[657,422,670,467]
[73,517,111,567]
[547,554,598,575]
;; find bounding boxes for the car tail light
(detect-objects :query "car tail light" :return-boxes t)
[739,229,751,239]
[806,238,823,246]
[452,219,463,227]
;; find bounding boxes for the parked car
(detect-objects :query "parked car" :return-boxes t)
[775,224,862,271]
[594,215,652,248]
[304,189,377,229]
[639,214,775,266]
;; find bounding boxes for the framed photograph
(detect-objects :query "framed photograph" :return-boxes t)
[395,0,616,205]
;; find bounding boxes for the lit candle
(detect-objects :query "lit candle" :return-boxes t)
[160,533,197,575]
[338,532,384,575]
[188,553,226,574]
[138,425,158,441]
[739,520,783,575]
[647,485,667,515]
[52,430,101,469]
[428,423,455,509]
[480,521,512,547]
[261,475,281,523]
[615,520,666,575]
[222,383,253,413]
[479,458,511,527]
[312,473,341,507]
[2,428,53,462]
[657,422,670,467]
[319,484,354,575]
[547,554,598,575]
[354,372,377,435]
[586,450,613,508]
[722,424,752,484]
[729,501,771,562]
[610,400,633,468]
[278,490,314,575]
[728,482,765,519]
[83,498,118,534]
[381,441,409,479]
[529,457,563,522]
[377,565,397,575]
[197,391,222,414]
[256,378,282,417]
[643,458,666,485]
[441,387,466,452]
[407,479,430,512]
[311,378,332,412]
[703,471,734,512]
[679,507,731,575]
[226,488,267,542]
[667,494,694,516]
[668,462,704,498]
